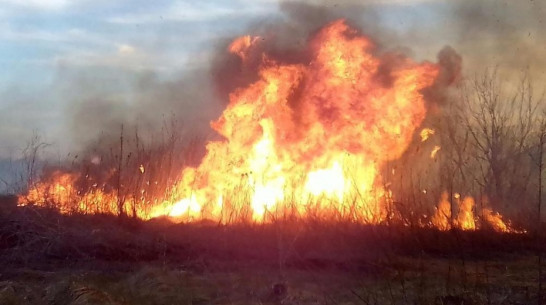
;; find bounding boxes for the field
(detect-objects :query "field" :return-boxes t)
[0,195,543,305]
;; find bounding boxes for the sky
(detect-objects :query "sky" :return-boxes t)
[0,0,278,159]
[0,0,544,162]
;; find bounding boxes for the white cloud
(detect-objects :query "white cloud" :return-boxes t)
[0,23,63,42]
[52,43,197,72]
[0,24,112,47]
[118,44,136,55]
[0,0,70,10]
[107,1,273,24]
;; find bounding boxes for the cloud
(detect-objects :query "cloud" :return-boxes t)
[107,1,273,24]
[117,44,136,55]
[51,43,209,73]
[0,24,114,50]
[0,25,65,43]
[0,0,70,10]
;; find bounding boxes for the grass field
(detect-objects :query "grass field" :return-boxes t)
[0,195,543,305]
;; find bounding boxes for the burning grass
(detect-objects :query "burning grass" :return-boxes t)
[16,20,525,236]
[16,165,519,233]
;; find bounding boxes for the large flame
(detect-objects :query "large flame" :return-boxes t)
[17,20,517,232]
[160,20,437,222]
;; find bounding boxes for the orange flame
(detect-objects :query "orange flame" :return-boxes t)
[19,20,520,232]
[482,208,509,232]
[431,191,451,230]
[21,170,123,216]
[430,145,441,159]
[161,20,437,222]
[431,192,515,232]
[17,20,521,232]
[229,35,260,62]
[457,196,476,230]
[420,128,435,142]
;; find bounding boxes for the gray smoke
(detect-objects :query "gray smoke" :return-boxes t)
[63,0,545,157]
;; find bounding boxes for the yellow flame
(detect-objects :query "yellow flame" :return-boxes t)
[432,191,451,230]
[430,145,441,159]
[420,128,435,142]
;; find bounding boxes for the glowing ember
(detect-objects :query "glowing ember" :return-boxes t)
[430,145,441,159]
[420,128,435,142]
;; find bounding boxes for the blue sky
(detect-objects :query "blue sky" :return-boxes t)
[0,1,281,93]
[0,0,543,162]
[0,0,281,158]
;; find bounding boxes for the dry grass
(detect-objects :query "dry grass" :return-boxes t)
[0,201,544,304]
[0,256,541,305]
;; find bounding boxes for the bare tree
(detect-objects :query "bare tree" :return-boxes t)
[436,99,472,226]
[461,70,541,213]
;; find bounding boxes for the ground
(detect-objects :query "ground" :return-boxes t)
[0,253,541,304]
[0,196,543,305]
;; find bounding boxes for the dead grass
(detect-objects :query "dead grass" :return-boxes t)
[0,204,544,304]
[0,257,542,305]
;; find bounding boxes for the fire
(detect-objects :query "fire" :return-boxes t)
[431,192,451,230]
[430,145,441,159]
[304,161,345,202]
[163,19,437,222]
[482,208,508,232]
[21,170,121,216]
[24,171,78,213]
[457,196,476,230]
[420,128,435,142]
[228,35,259,61]
[16,19,519,232]
[431,191,514,232]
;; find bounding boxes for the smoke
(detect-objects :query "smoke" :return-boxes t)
[62,1,385,156]
[211,1,405,104]
[60,0,543,160]
[277,0,545,78]
[446,0,546,75]
[60,67,223,159]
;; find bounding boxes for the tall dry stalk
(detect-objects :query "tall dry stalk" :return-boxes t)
[536,115,545,305]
